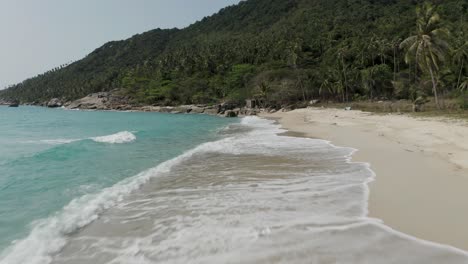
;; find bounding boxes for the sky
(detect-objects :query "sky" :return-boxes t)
[0,0,241,89]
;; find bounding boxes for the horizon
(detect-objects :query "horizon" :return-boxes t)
[0,0,240,90]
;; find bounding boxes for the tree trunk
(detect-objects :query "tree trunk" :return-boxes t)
[341,55,348,102]
[428,65,440,109]
[457,58,464,90]
[393,45,397,81]
[414,60,418,84]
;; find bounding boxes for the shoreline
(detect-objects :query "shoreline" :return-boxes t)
[261,107,468,251]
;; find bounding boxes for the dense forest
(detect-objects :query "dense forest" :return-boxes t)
[1,0,467,109]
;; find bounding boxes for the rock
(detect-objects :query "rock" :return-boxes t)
[159,107,174,113]
[67,90,130,110]
[245,99,257,109]
[47,98,63,108]
[8,101,19,107]
[225,110,238,118]
[204,109,219,115]
[309,99,320,105]
[220,102,237,112]
[246,109,257,115]
[412,96,428,112]
[140,106,162,112]
[204,107,220,115]
[190,106,205,114]
[173,105,193,114]
[413,104,424,112]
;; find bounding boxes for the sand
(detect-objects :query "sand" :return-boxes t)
[261,107,468,251]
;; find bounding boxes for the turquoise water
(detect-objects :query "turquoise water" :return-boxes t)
[1,107,468,264]
[0,106,234,251]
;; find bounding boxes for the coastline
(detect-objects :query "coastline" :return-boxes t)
[3,108,468,262]
[260,107,468,251]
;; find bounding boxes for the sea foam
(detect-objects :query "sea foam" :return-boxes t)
[91,131,136,144]
[2,117,468,264]
[30,131,137,146]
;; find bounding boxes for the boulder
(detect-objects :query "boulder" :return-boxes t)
[204,107,220,115]
[140,106,162,112]
[173,105,192,114]
[243,109,257,115]
[225,110,238,118]
[190,106,205,114]
[159,107,174,113]
[8,100,19,107]
[309,99,320,105]
[412,96,428,112]
[67,90,130,110]
[220,102,237,112]
[47,98,63,108]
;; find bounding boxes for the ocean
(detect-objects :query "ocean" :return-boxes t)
[0,106,467,264]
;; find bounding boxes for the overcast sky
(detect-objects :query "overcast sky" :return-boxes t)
[0,0,241,89]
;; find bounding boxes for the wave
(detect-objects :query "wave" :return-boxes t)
[26,131,137,146]
[40,139,80,145]
[0,132,237,264]
[2,117,468,264]
[91,131,136,144]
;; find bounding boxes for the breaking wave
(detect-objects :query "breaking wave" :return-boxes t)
[91,131,136,144]
[2,117,468,264]
[28,131,137,146]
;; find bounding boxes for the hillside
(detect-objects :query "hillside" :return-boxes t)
[1,0,467,109]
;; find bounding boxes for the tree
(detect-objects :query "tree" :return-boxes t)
[459,77,468,92]
[400,2,450,109]
[453,41,468,90]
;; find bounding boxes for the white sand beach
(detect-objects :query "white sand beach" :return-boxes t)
[261,107,468,251]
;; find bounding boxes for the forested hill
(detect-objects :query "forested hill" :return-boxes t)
[1,0,467,108]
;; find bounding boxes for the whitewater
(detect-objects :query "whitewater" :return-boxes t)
[1,106,468,263]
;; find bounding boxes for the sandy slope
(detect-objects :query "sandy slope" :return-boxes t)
[261,107,468,251]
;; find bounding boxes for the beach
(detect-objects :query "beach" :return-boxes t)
[2,107,468,263]
[261,107,468,251]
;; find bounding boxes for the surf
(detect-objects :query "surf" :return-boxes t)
[2,116,468,264]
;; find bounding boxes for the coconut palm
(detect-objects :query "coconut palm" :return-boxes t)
[400,2,449,109]
[453,41,468,90]
[459,77,468,92]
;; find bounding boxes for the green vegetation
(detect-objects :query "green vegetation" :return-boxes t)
[1,0,467,109]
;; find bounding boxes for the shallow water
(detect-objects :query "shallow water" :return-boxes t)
[1,107,468,263]
[0,106,232,261]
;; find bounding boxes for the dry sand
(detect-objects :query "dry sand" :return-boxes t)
[261,107,468,251]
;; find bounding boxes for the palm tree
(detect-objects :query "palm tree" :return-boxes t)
[400,2,449,109]
[336,47,349,102]
[459,77,468,92]
[362,67,376,100]
[452,41,468,90]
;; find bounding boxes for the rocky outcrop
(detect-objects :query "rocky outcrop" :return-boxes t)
[67,90,130,110]
[239,108,258,116]
[47,98,63,108]
[0,98,19,107]
[8,100,20,107]
[65,92,256,118]
[224,110,238,117]
[190,106,205,114]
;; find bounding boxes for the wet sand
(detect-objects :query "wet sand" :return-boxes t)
[261,107,468,251]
